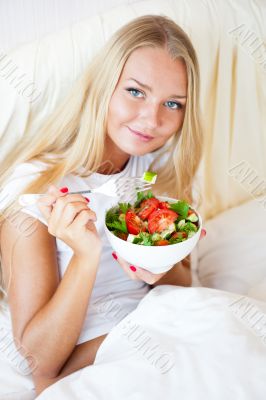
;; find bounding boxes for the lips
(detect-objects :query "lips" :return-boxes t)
[128,126,154,140]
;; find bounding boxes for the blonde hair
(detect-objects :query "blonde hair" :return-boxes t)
[0,15,203,298]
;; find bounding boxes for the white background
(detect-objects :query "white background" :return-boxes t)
[0,0,142,52]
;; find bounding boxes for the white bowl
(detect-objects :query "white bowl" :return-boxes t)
[104,196,202,274]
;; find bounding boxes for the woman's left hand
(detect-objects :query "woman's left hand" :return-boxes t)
[111,228,207,285]
[112,251,167,285]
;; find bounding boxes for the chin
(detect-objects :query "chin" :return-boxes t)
[122,142,161,157]
[128,147,154,157]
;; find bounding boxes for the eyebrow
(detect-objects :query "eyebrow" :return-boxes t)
[127,78,187,99]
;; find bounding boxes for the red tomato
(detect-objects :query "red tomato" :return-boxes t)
[137,198,160,220]
[158,201,170,210]
[148,209,178,234]
[154,239,169,246]
[125,210,147,235]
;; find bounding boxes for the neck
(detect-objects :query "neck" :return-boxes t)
[97,150,130,175]
[97,157,130,174]
[96,136,131,174]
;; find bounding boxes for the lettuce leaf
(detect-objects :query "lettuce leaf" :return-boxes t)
[105,206,128,233]
[169,200,189,218]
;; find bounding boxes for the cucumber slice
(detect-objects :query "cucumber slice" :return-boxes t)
[187,213,198,222]
[127,234,138,243]
[177,219,186,229]
[151,233,162,242]
[163,232,174,240]
[160,223,176,239]
[142,171,157,184]
[188,231,196,238]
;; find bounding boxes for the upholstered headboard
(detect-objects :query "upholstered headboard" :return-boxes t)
[1,0,265,219]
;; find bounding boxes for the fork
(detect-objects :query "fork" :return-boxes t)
[18,176,153,206]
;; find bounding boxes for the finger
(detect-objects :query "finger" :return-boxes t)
[134,266,165,285]
[48,203,95,236]
[113,253,164,284]
[114,253,141,280]
[63,202,97,229]
[200,228,207,240]
[70,208,98,234]
[48,194,91,227]
[37,185,68,221]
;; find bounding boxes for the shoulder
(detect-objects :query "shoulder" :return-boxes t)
[0,161,47,211]
[3,160,47,184]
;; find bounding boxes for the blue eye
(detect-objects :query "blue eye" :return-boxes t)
[165,101,183,110]
[126,88,144,98]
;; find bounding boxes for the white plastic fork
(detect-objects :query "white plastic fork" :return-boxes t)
[18,176,153,206]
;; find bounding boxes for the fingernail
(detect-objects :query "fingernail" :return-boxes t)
[202,228,207,236]
[129,265,137,272]
[60,187,68,193]
[84,197,90,202]
[112,252,118,260]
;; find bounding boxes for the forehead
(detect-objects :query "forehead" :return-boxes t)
[120,46,187,94]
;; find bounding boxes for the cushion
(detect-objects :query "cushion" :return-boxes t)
[197,197,266,300]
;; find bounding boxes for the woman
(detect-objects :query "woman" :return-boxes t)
[0,15,204,395]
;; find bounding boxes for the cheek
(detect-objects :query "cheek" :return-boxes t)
[162,112,184,139]
[108,94,134,128]
[173,107,186,130]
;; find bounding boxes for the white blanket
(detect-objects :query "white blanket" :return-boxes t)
[36,285,266,400]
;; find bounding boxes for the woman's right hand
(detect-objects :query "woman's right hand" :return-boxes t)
[37,185,102,258]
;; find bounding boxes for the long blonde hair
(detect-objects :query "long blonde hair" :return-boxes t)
[0,15,203,298]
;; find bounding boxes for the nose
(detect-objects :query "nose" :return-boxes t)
[139,102,161,130]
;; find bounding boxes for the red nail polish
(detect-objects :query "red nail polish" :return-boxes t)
[130,265,136,272]
[84,197,90,202]
[60,187,68,193]
[112,252,118,260]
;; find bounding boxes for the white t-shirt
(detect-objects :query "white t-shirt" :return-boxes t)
[0,150,163,344]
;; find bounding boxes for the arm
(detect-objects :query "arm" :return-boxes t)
[0,209,101,379]
[32,334,107,395]
[151,257,191,287]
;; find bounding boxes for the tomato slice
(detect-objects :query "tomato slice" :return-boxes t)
[158,201,170,210]
[125,210,147,235]
[148,209,178,234]
[137,197,160,220]
[154,239,169,246]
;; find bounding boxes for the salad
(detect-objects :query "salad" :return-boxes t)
[105,191,199,246]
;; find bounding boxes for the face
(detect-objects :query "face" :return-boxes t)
[105,46,188,169]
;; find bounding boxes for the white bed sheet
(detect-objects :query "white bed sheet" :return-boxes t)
[36,285,266,400]
[0,300,36,399]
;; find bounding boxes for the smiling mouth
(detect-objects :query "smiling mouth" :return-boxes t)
[128,127,154,140]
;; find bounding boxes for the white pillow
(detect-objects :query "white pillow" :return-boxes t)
[197,197,266,300]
